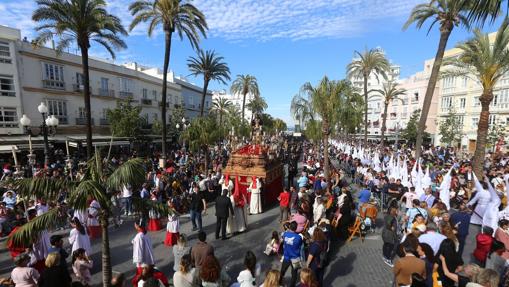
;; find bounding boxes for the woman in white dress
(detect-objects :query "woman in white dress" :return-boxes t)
[248,177,262,215]
[132,219,155,267]
[69,217,91,255]
[164,199,180,246]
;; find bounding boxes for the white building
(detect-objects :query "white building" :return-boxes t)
[0,25,209,146]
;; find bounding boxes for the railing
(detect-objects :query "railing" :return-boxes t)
[100,118,109,125]
[72,84,91,92]
[119,91,133,98]
[42,79,65,90]
[75,117,95,125]
[99,88,115,97]
[141,99,153,105]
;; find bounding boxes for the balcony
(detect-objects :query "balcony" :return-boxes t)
[158,101,170,108]
[98,88,115,97]
[141,99,153,106]
[100,118,109,125]
[72,84,92,92]
[75,117,95,125]
[119,91,133,98]
[42,79,65,90]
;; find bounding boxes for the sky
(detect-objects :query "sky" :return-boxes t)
[0,0,503,126]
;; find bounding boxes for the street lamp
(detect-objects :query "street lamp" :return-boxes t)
[176,117,189,149]
[20,102,59,168]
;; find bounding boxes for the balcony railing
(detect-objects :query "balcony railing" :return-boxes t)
[75,117,95,125]
[141,99,153,105]
[119,91,133,98]
[98,88,115,97]
[100,118,109,125]
[42,79,65,90]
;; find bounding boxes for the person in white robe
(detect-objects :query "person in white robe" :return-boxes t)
[87,200,101,239]
[69,217,91,255]
[219,175,234,194]
[468,174,492,225]
[132,220,155,267]
[248,177,262,215]
[73,209,87,227]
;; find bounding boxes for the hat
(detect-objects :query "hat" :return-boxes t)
[415,224,426,233]
[50,235,63,245]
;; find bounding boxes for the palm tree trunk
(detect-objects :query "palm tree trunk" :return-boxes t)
[80,46,93,159]
[161,31,173,166]
[381,101,388,147]
[219,111,223,125]
[241,92,247,121]
[472,91,493,177]
[101,213,112,287]
[415,26,452,160]
[200,79,209,117]
[322,120,330,183]
[363,73,368,146]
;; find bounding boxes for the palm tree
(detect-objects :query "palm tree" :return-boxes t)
[403,0,471,160]
[300,77,347,182]
[273,118,287,133]
[230,74,260,121]
[291,93,314,130]
[346,48,390,145]
[246,95,268,119]
[443,19,509,177]
[466,0,506,24]
[187,50,231,117]
[32,0,127,159]
[374,82,407,147]
[7,156,171,287]
[182,116,221,175]
[129,0,207,164]
[337,87,364,136]
[211,97,233,124]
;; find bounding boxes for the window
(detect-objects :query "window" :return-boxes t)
[118,77,134,92]
[78,107,86,118]
[462,77,468,88]
[457,115,464,125]
[42,63,65,89]
[76,73,84,86]
[0,107,17,127]
[206,101,209,108]
[101,78,109,90]
[0,41,10,57]
[152,90,157,100]
[472,117,479,128]
[489,114,497,126]
[491,94,498,107]
[142,88,148,99]
[47,100,68,124]
[0,75,15,97]
[413,92,419,102]
[443,76,456,88]
[153,113,157,121]
[101,108,108,119]
[441,96,452,109]
[459,98,466,109]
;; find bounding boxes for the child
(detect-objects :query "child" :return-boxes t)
[164,199,180,246]
[264,231,281,256]
[72,248,93,286]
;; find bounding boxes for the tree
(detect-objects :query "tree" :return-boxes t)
[181,116,221,174]
[465,0,506,24]
[7,156,172,287]
[230,75,260,121]
[291,93,314,129]
[300,77,347,182]
[403,0,471,160]
[444,19,509,176]
[210,97,233,124]
[106,97,145,138]
[346,48,391,145]
[487,122,507,151]
[129,0,207,164]
[273,118,287,133]
[32,0,127,159]
[402,109,430,144]
[374,82,406,147]
[438,108,464,147]
[187,50,231,117]
[245,95,268,118]
[336,87,364,136]
[225,104,250,139]
[304,119,322,144]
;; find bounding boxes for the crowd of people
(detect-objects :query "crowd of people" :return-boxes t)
[2,135,509,287]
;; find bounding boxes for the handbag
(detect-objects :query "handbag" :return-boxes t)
[291,257,303,269]
[264,243,273,255]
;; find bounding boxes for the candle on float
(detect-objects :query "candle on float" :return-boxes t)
[11,146,18,166]
[28,134,33,154]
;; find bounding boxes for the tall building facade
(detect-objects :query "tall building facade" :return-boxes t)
[211,90,255,121]
[0,25,209,145]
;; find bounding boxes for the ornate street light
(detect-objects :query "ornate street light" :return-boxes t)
[20,102,59,167]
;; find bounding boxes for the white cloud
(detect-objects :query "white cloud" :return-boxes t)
[0,0,422,42]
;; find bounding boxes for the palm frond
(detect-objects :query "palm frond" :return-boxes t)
[7,208,64,247]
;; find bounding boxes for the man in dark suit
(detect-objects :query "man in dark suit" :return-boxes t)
[215,189,234,240]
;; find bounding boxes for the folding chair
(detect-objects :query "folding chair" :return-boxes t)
[347,216,364,243]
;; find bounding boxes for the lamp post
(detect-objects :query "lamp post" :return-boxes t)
[19,102,59,168]
[394,122,401,150]
[176,117,190,150]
